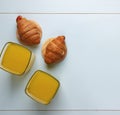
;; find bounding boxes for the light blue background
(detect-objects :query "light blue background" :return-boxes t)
[0,0,120,114]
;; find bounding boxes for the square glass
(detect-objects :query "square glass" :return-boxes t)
[0,42,34,75]
[25,70,60,104]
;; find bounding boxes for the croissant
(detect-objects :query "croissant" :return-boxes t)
[16,16,42,46]
[42,36,67,64]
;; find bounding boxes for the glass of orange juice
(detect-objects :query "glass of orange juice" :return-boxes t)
[25,70,60,104]
[0,42,35,76]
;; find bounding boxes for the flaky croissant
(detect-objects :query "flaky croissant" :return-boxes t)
[42,36,67,64]
[16,16,42,46]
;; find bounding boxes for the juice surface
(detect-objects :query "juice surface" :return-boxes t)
[1,42,31,75]
[26,70,60,104]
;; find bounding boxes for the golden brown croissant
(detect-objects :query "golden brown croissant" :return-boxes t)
[42,36,67,64]
[16,16,42,46]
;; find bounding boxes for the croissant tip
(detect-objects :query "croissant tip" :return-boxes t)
[16,15,22,22]
[61,35,65,39]
[57,35,65,41]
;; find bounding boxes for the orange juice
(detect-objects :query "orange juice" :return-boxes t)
[0,42,35,75]
[25,70,60,104]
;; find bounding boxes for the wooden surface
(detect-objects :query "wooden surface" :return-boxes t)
[0,1,120,115]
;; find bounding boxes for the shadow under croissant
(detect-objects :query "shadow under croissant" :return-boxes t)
[45,60,66,70]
